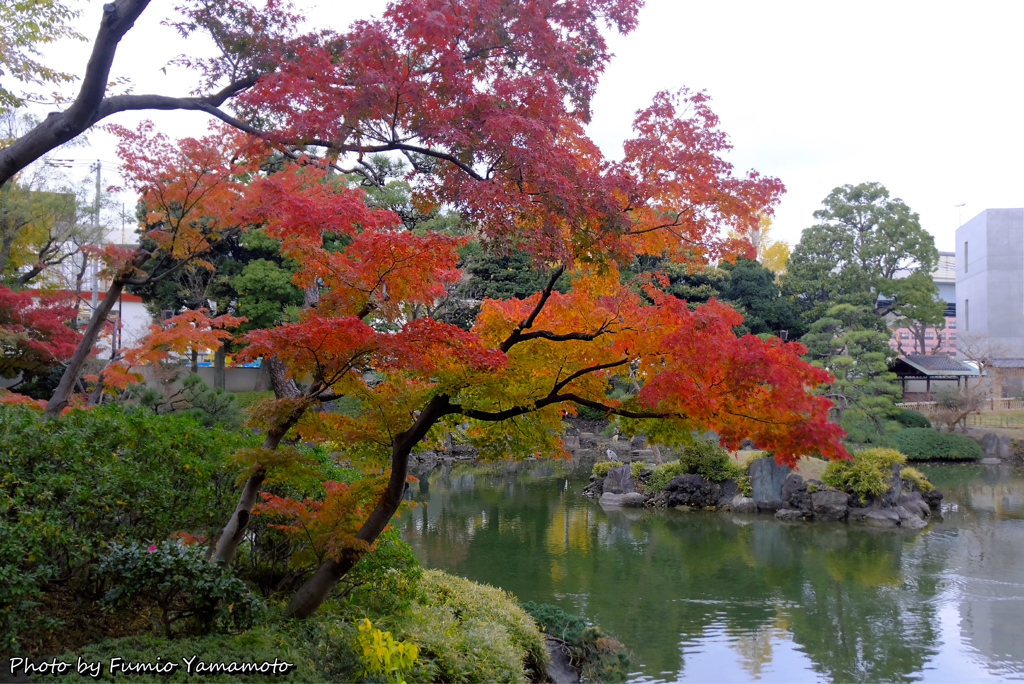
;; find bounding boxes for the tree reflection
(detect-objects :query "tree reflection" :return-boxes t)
[397,462,953,683]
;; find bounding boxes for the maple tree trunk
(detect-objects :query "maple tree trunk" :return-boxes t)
[214,344,226,390]
[267,355,301,399]
[45,280,124,417]
[285,395,450,618]
[212,411,304,564]
[190,348,198,375]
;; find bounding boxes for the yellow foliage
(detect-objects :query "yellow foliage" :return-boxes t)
[355,618,419,684]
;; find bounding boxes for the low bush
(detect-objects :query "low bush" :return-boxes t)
[521,602,631,683]
[890,428,984,461]
[49,622,330,683]
[895,408,932,429]
[592,461,624,477]
[822,448,906,502]
[97,541,264,637]
[399,570,547,683]
[0,404,257,651]
[645,439,743,492]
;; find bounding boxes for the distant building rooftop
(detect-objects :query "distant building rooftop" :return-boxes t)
[894,354,977,376]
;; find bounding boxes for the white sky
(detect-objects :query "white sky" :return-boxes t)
[34,0,1024,251]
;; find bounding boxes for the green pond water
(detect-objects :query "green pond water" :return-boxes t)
[395,459,1024,683]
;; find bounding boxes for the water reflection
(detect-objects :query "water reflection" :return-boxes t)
[397,460,1024,682]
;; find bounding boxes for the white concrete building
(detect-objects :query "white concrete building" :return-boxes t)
[955,208,1024,396]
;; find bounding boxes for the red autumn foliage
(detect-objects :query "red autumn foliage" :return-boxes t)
[0,285,81,379]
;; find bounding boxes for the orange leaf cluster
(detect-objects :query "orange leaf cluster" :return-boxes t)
[252,477,389,566]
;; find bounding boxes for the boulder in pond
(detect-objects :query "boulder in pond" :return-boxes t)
[665,474,720,508]
[603,465,635,494]
[730,496,758,514]
[775,508,806,522]
[899,491,930,518]
[781,474,811,512]
[896,505,927,529]
[811,489,849,521]
[749,457,790,510]
[620,492,646,508]
[864,509,900,528]
[880,465,903,507]
[981,432,999,456]
[923,489,943,508]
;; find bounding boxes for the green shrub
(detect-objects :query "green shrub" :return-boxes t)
[521,602,631,683]
[630,461,646,479]
[576,404,607,422]
[98,541,264,637]
[49,624,324,683]
[890,428,984,461]
[895,408,932,429]
[645,460,686,492]
[822,448,906,502]
[337,528,424,616]
[592,461,624,477]
[400,570,547,683]
[645,439,742,492]
[900,466,934,493]
[0,404,257,650]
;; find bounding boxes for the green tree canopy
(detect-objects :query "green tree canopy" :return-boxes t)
[784,182,944,330]
[800,303,901,442]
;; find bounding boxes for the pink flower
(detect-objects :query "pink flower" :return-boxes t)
[147,545,157,552]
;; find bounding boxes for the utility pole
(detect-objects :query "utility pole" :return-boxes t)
[90,160,101,309]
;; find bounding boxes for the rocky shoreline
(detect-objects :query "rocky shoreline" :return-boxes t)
[584,457,943,530]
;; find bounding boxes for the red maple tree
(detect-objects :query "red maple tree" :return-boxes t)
[6,0,851,621]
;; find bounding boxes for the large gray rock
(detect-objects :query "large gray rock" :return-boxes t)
[896,505,927,529]
[781,474,811,512]
[981,457,1002,465]
[749,457,791,511]
[717,479,739,506]
[603,465,635,494]
[864,509,901,527]
[635,449,656,462]
[923,489,944,508]
[620,492,646,508]
[665,474,721,508]
[599,492,625,506]
[630,434,648,449]
[730,495,758,514]
[982,432,999,456]
[811,489,850,521]
[998,435,1015,459]
[899,491,930,518]
[775,508,806,522]
[563,435,581,450]
[880,465,903,507]
[579,433,598,449]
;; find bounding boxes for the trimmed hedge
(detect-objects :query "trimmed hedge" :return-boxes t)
[890,428,984,461]
[895,408,932,429]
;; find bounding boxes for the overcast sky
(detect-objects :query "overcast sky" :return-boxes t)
[36,0,1024,251]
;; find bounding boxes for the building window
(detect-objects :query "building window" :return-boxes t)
[899,332,909,339]
[948,321,956,330]
[925,332,934,340]
[965,299,969,331]
[950,333,957,341]
[964,241,968,272]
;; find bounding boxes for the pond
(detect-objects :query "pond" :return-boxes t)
[395,459,1024,683]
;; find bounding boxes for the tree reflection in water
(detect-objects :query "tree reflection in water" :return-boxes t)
[396,460,1024,683]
